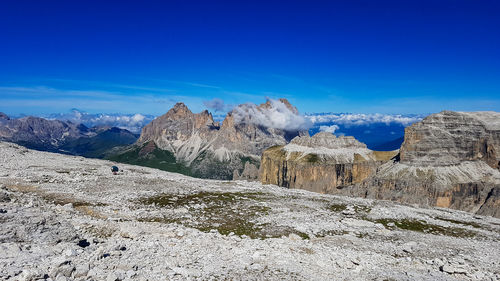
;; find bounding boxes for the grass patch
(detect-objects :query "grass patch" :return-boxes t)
[328,203,347,212]
[306,153,320,163]
[372,218,476,238]
[353,205,372,213]
[434,217,482,229]
[138,191,308,239]
[327,203,371,214]
[139,191,266,207]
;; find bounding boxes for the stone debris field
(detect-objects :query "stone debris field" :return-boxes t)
[0,142,499,280]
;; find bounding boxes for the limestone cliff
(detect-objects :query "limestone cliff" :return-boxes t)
[260,111,500,217]
[361,111,500,217]
[400,111,500,169]
[260,132,397,193]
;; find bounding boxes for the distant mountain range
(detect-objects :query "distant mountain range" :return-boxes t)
[46,109,155,134]
[42,109,424,150]
[0,106,424,179]
[0,112,138,158]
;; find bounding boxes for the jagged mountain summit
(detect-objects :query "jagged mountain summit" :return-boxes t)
[111,99,308,180]
[0,112,138,158]
[260,110,500,218]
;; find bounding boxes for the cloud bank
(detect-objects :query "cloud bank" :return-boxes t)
[232,99,312,131]
[306,113,424,126]
[49,109,155,133]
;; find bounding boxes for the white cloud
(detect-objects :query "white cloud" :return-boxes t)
[306,113,424,126]
[49,109,155,133]
[319,125,339,133]
[232,99,312,131]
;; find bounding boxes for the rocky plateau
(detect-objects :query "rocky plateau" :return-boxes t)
[1,142,499,280]
[259,111,500,218]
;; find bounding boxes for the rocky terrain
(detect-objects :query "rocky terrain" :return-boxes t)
[0,113,137,158]
[1,142,500,280]
[112,99,307,180]
[259,111,500,218]
[260,132,397,193]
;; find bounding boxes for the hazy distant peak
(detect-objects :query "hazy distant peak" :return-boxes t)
[0,112,10,120]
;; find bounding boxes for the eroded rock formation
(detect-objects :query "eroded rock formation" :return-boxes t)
[126,99,308,179]
[363,111,500,217]
[260,111,500,217]
[260,132,397,193]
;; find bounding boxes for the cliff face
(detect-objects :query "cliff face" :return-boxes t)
[127,99,308,179]
[363,111,500,217]
[260,132,397,193]
[260,111,500,217]
[400,111,500,169]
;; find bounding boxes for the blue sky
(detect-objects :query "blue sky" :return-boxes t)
[1,0,499,116]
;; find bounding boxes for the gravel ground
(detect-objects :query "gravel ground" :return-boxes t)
[1,141,499,280]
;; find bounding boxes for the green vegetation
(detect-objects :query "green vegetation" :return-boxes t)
[434,217,482,229]
[61,128,138,159]
[107,142,194,176]
[326,203,372,214]
[109,142,259,180]
[353,205,372,213]
[372,218,477,238]
[306,153,320,163]
[328,203,347,212]
[139,191,266,207]
[138,191,309,239]
[188,150,233,179]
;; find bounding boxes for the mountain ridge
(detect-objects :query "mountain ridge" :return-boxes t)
[259,110,500,217]
[0,112,138,157]
[112,99,308,179]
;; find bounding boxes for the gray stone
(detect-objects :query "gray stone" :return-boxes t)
[0,191,11,202]
[73,264,90,278]
[440,264,468,275]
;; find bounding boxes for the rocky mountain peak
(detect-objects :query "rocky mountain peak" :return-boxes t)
[221,112,235,129]
[131,99,307,179]
[258,98,298,114]
[166,102,193,119]
[194,110,216,129]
